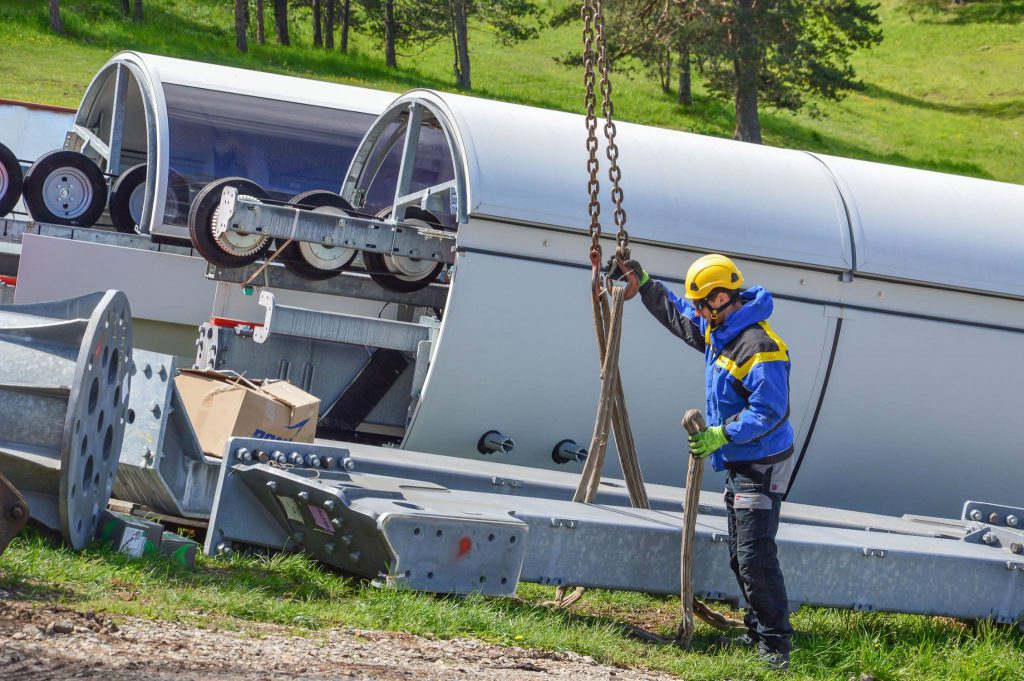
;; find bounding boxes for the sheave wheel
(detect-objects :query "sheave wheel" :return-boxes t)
[0,142,24,217]
[188,177,271,268]
[23,150,108,226]
[108,163,148,233]
[362,207,446,293]
[280,190,358,281]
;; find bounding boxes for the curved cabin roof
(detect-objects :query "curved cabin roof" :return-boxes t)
[385,89,1024,298]
[103,51,396,113]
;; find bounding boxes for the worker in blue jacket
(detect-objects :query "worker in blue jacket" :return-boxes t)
[619,253,795,669]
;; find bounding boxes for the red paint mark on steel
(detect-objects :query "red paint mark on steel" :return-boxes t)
[0,276,15,286]
[457,536,472,558]
[0,98,77,114]
[210,317,263,329]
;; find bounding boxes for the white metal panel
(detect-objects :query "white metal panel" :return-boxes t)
[0,102,75,163]
[819,153,1024,297]
[112,52,396,113]
[789,309,1023,518]
[396,90,854,270]
[14,234,214,325]
[404,226,832,494]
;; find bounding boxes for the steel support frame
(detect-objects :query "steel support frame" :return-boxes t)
[203,262,449,308]
[115,349,220,518]
[206,438,1024,627]
[253,290,433,352]
[213,188,455,264]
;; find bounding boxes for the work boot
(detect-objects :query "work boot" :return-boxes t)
[757,646,790,672]
[717,632,758,649]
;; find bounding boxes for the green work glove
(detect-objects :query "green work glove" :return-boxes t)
[688,425,728,459]
[620,259,649,287]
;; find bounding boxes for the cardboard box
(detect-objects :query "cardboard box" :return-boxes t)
[175,370,319,458]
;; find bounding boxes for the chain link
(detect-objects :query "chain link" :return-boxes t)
[582,0,602,265]
[583,0,629,267]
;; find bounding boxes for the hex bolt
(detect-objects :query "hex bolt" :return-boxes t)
[9,504,25,520]
[148,401,161,418]
[323,500,335,512]
[157,364,168,380]
[235,447,250,462]
[989,513,1002,525]
[1008,515,1019,528]
[272,450,286,464]
[341,534,353,546]
[331,517,343,529]
[983,532,997,545]
[305,454,321,468]
[324,541,335,553]
[297,490,310,502]
[969,509,983,522]
[144,447,154,463]
[1010,543,1023,555]
[216,542,233,556]
[348,551,361,563]
[343,458,355,471]
[289,452,304,466]
[552,439,588,465]
[266,481,277,492]
[322,456,337,470]
[255,450,270,463]
[142,363,152,378]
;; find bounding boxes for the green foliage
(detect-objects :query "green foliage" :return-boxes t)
[685,0,884,114]
[0,0,1020,183]
[2,530,1024,680]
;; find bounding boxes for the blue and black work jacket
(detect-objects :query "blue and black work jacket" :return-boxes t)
[639,281,794,472]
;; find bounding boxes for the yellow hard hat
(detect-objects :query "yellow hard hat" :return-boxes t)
[684,254,744,300]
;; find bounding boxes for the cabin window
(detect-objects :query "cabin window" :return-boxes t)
[161,84,376,227]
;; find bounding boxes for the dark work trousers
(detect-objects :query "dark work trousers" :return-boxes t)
[725,462,794,654]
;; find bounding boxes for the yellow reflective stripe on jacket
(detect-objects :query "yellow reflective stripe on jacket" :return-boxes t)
[714,322,789,381]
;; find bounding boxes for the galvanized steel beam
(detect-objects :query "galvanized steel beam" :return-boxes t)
[207,438,1024,627]
[114,349,219,518]
[0,291,132,549]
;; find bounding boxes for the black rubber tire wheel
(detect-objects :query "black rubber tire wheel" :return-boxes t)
[23,150,108,226]
[108,163,147,233]
[363,206,446,293]
[0,142,24,217]
[188,177,271,268]
[280,190,358,281]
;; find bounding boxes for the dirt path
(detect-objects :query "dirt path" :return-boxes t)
[0,598,679,680]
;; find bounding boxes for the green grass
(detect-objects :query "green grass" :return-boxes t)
[2,529,1023,680]
[0,0,1021,183]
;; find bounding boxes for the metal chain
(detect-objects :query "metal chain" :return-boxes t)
[593,0,629,260]
[582,0,602,270]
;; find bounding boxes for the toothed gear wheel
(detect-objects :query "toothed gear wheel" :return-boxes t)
[209,194,270,257]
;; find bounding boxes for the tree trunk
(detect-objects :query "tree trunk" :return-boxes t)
[340,0,350,52]
[325,0,335,49]
[678,43,692,107]
[453,0,471,89]
[49,0,63,33]
[312,0,322,48]
[257,0,265,45]
[384,0,396,68]
[273,0,289,46]
[120,0,130,16]
[731,0,761,143]
[235,0,248,52]
[132,0,142,22]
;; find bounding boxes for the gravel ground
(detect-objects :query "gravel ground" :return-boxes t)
[0,598,679,680]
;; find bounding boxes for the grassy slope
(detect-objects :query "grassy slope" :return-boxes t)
[1,3,1023,679]
[0,0,1021,183]
[3,530,1023,681]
